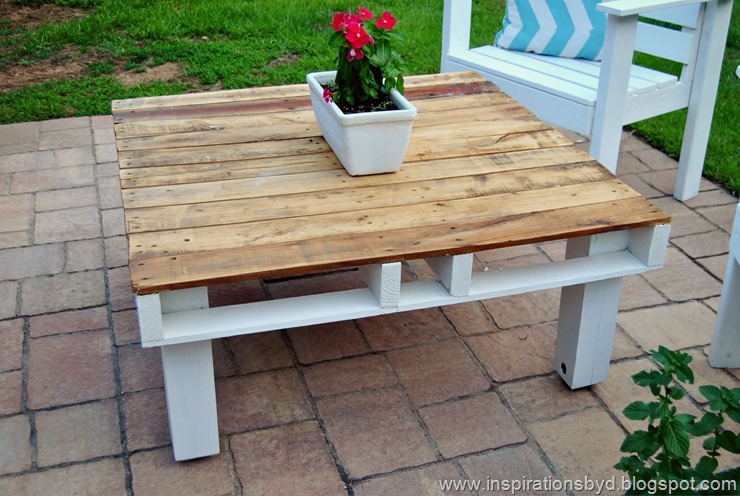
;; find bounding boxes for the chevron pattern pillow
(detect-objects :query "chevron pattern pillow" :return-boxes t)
[495,0,607,60]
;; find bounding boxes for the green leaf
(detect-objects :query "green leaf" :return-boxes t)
[650,400,670,419]
[668,386,686,400]
[716,431,739,454]
[662,419,690,457]
[624,401,652,421]
[727,406,740,423]
[384,77,393,94]
[695,455,719,480]
[703,435,718,453]
[700,385,722,402]
[621,430,659,457]
[673,413,696,426]
[652,346,694,383]
[615,454,644,471]
[690,412,722,436]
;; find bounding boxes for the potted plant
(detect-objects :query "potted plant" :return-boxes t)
[307,5,417,176]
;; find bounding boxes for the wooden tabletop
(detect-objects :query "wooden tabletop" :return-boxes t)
[112,71,669,295]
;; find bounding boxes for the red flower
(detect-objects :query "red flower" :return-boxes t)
[357,6,373,19]
[331,12,347,32]
[323,87,333,103]
[345,22,373,50]
[347,47,365,62]
[375,11,396,30]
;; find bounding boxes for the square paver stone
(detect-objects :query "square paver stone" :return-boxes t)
[459,444,564,495]
[527,408,625,492]
[35,399,121,467]
[387,339,490,406]
[215,369,313,434]
[21,270,106,315]
[0,415,32,475]
[226,331,294,374]
[357,308,455,351]
[231,421,346,496]
[499,374,598,422]
[303,354,397,398]
[353,462,468,496]
[0,458,126,496]
[0,319,24,372]
[130,441,234,496]
[465,323,557,382]
[27,329,115,409]
[418,393,527,458]
[287,321,368,364]
[618,301,716,351]
[317,389,436,479]
[123,389,170,451]
[0,371,22,415]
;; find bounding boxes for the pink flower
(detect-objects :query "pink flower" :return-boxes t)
[357,6,373,19]
[375,11,396,30]
[323,88,333,103]
[347,47,365,62]
[345,22,373,50]
[347,13,363,25]
[331,12,347,32]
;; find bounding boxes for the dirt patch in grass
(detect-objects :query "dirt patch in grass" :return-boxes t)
[0,0,188,93]
[0,47,94,91]
[0,0,93,91]
[0,0,89,31]
[1,2,300,94]
[116,61,185,86]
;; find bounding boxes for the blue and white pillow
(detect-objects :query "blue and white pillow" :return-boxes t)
[495,0,607,61]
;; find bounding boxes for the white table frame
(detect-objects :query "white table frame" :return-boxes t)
[136,224,670,460]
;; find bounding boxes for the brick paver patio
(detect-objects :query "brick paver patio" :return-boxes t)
[0,116,738,495]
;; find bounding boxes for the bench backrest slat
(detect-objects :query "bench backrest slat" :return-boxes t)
[636,4,703,67]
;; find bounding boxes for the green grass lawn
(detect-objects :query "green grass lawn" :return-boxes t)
[1,0,738,195]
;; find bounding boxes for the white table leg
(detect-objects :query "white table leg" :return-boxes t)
[159,287,219,461]
[161,341,219,460]
[554,234,625,389]
[555,278,622,389]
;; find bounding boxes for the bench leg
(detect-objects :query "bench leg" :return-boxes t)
[161,340,220,461]
[708,256,740,368]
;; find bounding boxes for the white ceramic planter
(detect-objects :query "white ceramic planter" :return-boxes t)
[307,71,417,176]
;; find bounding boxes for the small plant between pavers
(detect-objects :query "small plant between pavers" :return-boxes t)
[615,346,739,495]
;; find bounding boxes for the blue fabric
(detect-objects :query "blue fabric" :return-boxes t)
[495,0,607,61]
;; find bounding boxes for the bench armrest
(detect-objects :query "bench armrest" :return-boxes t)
[597,0,711,16]
[441,0,473,56]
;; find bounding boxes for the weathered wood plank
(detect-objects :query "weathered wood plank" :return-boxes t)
[129,197,669,294]
[111,71,490,112]
[125,162,611,233]
[128,179,640,259]
[114,92,517,140]
[120,147,595,208]
[111,72,495,123]
[114,94,523,152]
[117,137,330,169]
[118,115,571,169]
[119,153,342,189]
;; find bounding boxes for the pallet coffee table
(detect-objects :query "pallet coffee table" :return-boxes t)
[112,71,671,461]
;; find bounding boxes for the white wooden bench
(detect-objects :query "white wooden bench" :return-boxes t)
[441,0,733,201]
[709,202,740,368]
